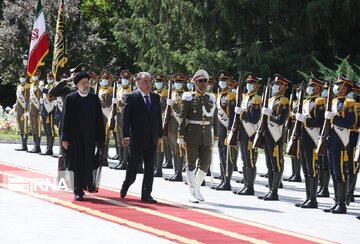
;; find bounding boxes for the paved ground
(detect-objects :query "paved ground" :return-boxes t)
[0,143,359,243]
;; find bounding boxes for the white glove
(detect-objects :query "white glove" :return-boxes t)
[213,140,218,146]
[53,100,58,106]
[261,107,271,116]
[39,98,44,104]
[20,86,24,92]
[167,98,175,106]
[177,138,185,147]
[33,86,38,91]
[325,111,334,120]
[112,98,118,104]
[234,107,245,114]
[295,112,305,122]
[39,80,44,86]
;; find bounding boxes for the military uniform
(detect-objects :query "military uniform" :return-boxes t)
[15,72,30,151]
[111,70,133,170]
[260,74,290,201]
[178,69,219,203]
[324,75,356,214]
[295,78,325,208]
[98,70,114,166]
[28,71,43,153]
[214,71,238,191]
[166,74,187,181]
[234,73,262,195]
[39,71,56,156]
[152,73,169,177]
[345,85,360,205]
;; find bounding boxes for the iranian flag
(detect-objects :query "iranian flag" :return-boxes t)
[27,0,49,76]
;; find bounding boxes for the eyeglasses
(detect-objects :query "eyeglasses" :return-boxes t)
[198,79,208,83]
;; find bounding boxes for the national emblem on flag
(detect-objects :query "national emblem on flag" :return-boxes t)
[27,0,49,77]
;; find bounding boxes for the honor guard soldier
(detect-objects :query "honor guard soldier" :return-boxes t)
[186,75,194,91]
[28,70,43,153]
[345,83,360,205]
[207,76,215,93]
[162,78,174,169]
[294,77,325,208]
[177,69,219,203]
[89,70,100,94]
[39,71,56,156]
[259,74,290,201]
[15,71,31,151]
[166,73,187,181]
[213,71,238,191]
[111,70,133,170]
[152,73,168,177]
[233,73,262,195]
[284,85,302,182]
[317,81,331,197]
[98,70,114,166]
[323,75,355,214]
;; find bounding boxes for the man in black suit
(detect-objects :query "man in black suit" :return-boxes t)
[120,72,162,203]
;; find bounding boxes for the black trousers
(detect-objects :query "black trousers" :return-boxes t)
[123,140,156,198]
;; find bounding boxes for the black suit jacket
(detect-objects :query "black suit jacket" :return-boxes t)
[122,90,163,147]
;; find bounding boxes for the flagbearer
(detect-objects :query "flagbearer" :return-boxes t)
[28,70,43,154]
[323,75,355,214]
[15,71,31,151]
[39,71,56,156]
[294,77,325,208]
[233,73,262,195]
[98,70,114,166]
[259,74,290,201]
[111,70,133,170]
[214,71,238,191]
[153,73,168,177]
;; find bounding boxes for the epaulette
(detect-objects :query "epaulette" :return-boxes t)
[182,92,193,101]
[226,92,236,101]
[251,94,262,105]
[278,96,289,106]
[206,92,216,103]
[160,89,168,97]
[344,98,355,108]
[315,97,326,105]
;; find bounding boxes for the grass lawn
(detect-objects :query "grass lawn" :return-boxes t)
[0,133,20,140]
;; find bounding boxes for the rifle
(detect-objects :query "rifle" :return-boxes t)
[286,82,305,156]
[253,78,272,149]
[227,79,243,146]
[162,80,172,136]
[108,80,117,131]
[316,80,333,155]
[284,85,296,142]
[354,134,360,163]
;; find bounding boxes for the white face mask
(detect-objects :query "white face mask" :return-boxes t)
[271,84,280,96]
[174,82,182,90]
[122,78,129,86]
[333,85,340,94]
[207,85,212,91]
[100,79,109,87]
[32,76,39,81]
[47,79,54,84]
[306,86,313,95]
[232,88,237,93]
[219,80,227,89]
[116,83,122,88]
[348,91,354,99]
[155,82,163,89]
[321,89,328,98]
[19,77,26,83]
[246,83,254,92]
[186,83,194,90]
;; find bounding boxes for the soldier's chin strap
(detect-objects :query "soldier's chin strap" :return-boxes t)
[194,82,206,95]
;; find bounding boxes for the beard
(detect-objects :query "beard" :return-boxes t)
[79,87,90,95]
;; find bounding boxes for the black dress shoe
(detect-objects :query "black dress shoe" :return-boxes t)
[41,150,53,156]
[15,147,28,151]
[120,187,128,198]
[28,147,41,153]
[141,196,157,203]
[153,170,163,177]
[74,194,84,201]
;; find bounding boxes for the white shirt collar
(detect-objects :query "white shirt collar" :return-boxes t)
[78,90,89,97]
[139,89,149,97]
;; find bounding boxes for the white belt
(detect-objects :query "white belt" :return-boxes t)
[187,120,211,125]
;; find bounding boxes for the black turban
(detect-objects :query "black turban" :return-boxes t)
[73,71,90,85]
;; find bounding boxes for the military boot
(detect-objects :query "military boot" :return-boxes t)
[331,181,347,214]
[28,135,41,153]
[237,167,256,195]
[324,180,338,212]
[41,136,54,156]
[317,169,330,197]
[16,134,28,151]
[216,162,233,191]
[168,156,183,181]
[212,163,225,189]
[153,148,164,177]
[301,177,318,208]
[346,174,357,205]
[264,171,281,201]
[258,169,273,199]
[295,176,310,207]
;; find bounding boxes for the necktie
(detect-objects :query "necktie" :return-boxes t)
[144,95,151,111]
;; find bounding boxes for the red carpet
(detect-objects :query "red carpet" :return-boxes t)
[0,161,334,244]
